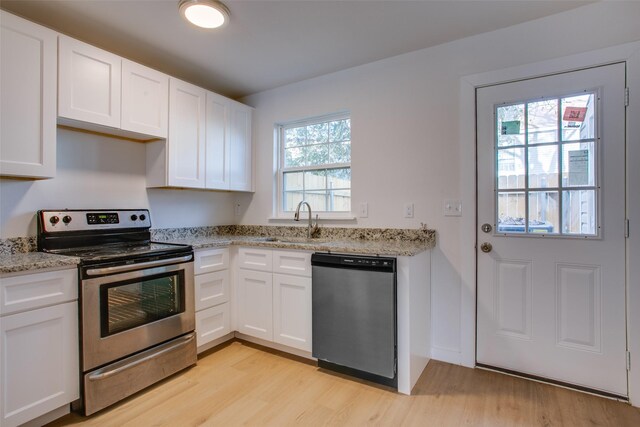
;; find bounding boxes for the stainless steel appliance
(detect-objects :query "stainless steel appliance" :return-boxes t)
[311,253,397,388]
[37,209,197,415]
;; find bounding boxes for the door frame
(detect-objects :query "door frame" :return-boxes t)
[459,41,640,406]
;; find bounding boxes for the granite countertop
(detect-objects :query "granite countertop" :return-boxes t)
[0,252,80,275]
[0,226,436,274]
[157,234,435,256]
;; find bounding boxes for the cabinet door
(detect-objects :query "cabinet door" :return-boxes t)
[0,268,77,316]
[58,35,121,128]
[273,250,312,277]
[195,247,229,274]
[237,269,273,340]
[238,247,272,272]
[195,303,231,350]
[228,103,253,191]
[0,11,57,178]
[273,274,312,352]
[205,92,230,189]
[121,59,168,138]
[195,270,229,311]
[168,78,206,188]
[0,302,79,427]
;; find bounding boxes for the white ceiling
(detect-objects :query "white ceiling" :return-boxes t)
[1,0,594,99]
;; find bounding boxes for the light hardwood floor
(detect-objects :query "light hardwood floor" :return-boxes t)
[47,340,640,426]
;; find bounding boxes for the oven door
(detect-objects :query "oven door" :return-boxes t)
[82,259,194,371]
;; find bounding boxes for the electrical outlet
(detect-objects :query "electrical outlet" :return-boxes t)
[359,202,369,218]
[235,203,241,216]
[443,199,462,216]
[404,203,414,218]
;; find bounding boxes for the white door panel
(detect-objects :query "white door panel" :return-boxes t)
[477,63,627,396]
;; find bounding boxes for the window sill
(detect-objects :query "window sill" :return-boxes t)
[269,214,357,222]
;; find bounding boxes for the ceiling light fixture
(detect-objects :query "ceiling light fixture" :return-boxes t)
[179,0,229,29]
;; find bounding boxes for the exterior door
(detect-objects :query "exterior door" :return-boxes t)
[476,63,627,397]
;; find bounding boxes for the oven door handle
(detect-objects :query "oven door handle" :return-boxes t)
[87,333,196,381]
[85,254,193,276]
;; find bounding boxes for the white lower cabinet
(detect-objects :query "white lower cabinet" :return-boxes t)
[236,248,312,352]
[236,269,273,341]
[193,248,231,352]
[196,303,231,347]
[273,273,312,351]
[0,269,79,427]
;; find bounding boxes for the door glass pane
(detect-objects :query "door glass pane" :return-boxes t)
[528,99,558,144]
[497,104,525,147]
[497,148,525,189]
[562,94,595,141]
[562,190,596,235]
[497,192,526,233]
[528,145,558,188]
[102,273,183,337]
[528,191,559,234]
[562,142,595,187]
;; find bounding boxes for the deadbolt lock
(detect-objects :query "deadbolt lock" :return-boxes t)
[480,242,493,253]
[481,223,492,233]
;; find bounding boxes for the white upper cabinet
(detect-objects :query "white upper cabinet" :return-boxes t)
[0,11,57,179]
[58,36,168,140]
[121,59,168,138]
[167,78,207,188]
[58,35,121,128]
[229,102,253,191]
[205,92,230,190]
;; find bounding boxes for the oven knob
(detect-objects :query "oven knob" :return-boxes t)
[139,214,146,221]
[49,216,60,225]
[130,214,138,221]
[62,215,72,224]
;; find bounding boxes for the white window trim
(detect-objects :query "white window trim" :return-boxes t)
[273,112,353,220]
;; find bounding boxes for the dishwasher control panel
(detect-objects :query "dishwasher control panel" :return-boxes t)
[311,253,396,273]
[341,257,393,268]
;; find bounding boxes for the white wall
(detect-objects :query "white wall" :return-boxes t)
[0,128,235,238]
[241,1,640,363]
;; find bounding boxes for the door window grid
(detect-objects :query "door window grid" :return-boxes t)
[495,91,599,236]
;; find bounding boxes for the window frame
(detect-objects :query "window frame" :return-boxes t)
[274,112,354,219]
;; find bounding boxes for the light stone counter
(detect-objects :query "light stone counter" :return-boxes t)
[0,252,80,274]
[152,226,436,256]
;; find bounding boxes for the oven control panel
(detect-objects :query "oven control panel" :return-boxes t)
[39,209,151,232]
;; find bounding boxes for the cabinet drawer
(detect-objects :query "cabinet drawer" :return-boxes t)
[238,247,272,272]
[1,269,77,316]
[195,270,229,311]
[195,303,231,349]
[273,250,312,277]
[195,248,229,274]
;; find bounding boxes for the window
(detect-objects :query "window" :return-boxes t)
[277,113,351,214]
[495,92,598,236]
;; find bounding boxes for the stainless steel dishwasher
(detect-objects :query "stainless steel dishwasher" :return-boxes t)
[311,253,397,388]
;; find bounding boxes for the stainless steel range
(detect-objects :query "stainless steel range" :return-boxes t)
[37,209,197,415]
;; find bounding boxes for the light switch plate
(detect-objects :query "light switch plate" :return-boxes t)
[443,199,462,216]
[404,203,414,218]
[359,202,368,218]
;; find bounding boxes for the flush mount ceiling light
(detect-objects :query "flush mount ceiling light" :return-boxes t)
[179,0,229,29]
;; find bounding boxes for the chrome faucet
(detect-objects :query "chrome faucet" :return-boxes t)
[294,200,319,238]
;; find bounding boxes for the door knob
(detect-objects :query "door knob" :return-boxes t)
[480,242,492,253]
